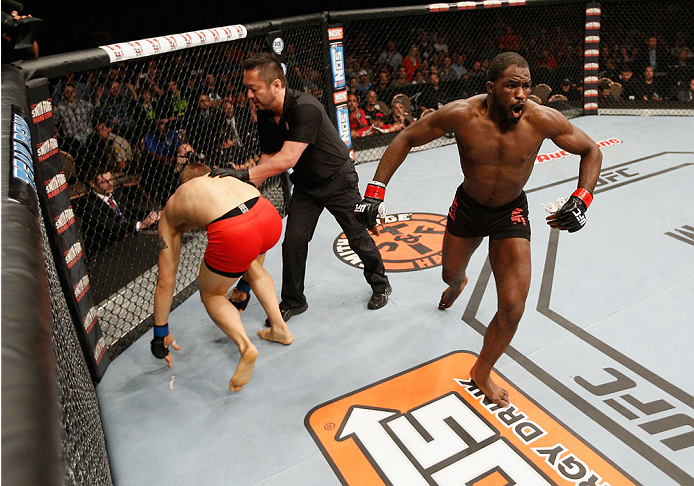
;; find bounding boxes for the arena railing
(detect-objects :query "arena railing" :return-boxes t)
[4,1,692,483]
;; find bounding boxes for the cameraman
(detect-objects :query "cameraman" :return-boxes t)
[1,1,40,61]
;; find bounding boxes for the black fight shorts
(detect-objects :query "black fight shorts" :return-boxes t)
[446,184,531,241]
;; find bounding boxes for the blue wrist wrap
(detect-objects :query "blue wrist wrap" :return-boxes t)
[153,324,169,337]
[236,279,251,294]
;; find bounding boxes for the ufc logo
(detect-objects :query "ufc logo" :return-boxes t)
[336,393,551,485]
[571,208,586,226]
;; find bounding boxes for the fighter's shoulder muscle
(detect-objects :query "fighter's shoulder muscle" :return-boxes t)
[525,101,572,138]
[426,95,482,130]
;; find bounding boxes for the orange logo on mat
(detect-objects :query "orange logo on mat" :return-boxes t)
[305,351,634,485]
[334,213,446,272]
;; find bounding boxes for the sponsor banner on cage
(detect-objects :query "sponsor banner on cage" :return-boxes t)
[336,104,352,149]
[10,111,37,198]
[330,43,346,90]
[27,79,110,381]
[100,25,248,62]
[328,27,343,41]
[306,351,634,486]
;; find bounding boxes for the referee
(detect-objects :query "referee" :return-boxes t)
[211,53,391,324]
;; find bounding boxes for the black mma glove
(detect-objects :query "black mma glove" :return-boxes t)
[150,324,170,359]
[555,188,593,233]
[209,167,250,183]
[355,181,387,228]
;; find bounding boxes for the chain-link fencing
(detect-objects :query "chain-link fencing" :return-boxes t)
[599,1,694,113]
[36,0,693,359]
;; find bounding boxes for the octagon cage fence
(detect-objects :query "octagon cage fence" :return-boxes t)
[2,0,692,483]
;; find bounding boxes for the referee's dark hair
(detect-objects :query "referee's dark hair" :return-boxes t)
[242,52,287,88]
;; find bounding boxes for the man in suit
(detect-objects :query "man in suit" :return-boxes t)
[75,166,161,258]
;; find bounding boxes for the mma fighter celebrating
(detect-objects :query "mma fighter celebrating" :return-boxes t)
[151,163,293,392]
[355,52,602,407]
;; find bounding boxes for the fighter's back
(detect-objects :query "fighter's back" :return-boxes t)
[164,175,261,231]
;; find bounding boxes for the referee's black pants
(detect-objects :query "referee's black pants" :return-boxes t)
[280,164,389,309]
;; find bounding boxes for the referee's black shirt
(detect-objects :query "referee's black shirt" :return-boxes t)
[257,88,350,188]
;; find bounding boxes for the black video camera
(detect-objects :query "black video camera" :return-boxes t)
[1,0,42,51]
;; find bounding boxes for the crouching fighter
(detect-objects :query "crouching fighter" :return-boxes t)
[152,162,293,391]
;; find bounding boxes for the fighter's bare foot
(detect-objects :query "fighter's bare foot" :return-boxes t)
[470,365,510,407]
[257,328,294,345]
[438,276,469,309]
[229,346,258,392]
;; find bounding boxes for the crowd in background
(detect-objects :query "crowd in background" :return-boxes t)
[51,13,694,207]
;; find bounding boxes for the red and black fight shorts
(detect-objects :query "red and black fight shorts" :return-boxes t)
[204,196,282,278]
[446,183,531,241]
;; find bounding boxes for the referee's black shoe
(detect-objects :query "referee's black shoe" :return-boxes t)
[264,303,308,327]
[368,284,392,310]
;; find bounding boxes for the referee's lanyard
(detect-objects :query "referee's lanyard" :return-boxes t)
[108,196,126,223]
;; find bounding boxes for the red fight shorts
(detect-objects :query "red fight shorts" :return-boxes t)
[204,196,282,278]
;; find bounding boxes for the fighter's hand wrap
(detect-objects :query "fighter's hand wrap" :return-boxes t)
[555,188,593,233]
[355,181,387,228]
[209,167,250,183]
[150,323,170,359]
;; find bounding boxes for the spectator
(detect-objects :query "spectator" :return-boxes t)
[388,97,415,131]
[163,80,190,124]
[74,166,160,258]
[598,79,617,102]
[676,78,694,102]
[203,73,224,108]
[95,122,133,173]
[355,70,373,94]
[391,66,411,88]
[440,56,458,81]
[600,58,621,83]
[402,45,422,82]
[670,48,694,93]
[52,73,92,104]
[94,80,138,138]
[346,75,359,97]
[557,78,581,102]
[137,87,161,123]
[418,72,449,113]
[54,84,95,147]
[348,93,370,138]
[418,30,436,62]
[185,93,226,158]
[141,118,182,200]
[378,40,403,74]
[636,35,670,73]
[451,53,468,79]
[363,90,391,123]
[633,66,664,101]
[499,26,520,52]
[619,65,639,100]
[218,101,246,164]
[412,69,427,85]
[372,70,392,98]
[434,30,449,55]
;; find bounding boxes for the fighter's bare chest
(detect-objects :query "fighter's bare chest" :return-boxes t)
[457,125,544,167]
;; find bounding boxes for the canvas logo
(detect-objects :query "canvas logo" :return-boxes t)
[334,212,446,272]
[306,351,634,486]
[328,27,343,41]
[31,100,53,123]
[54,207,75,234]
[45,172,67,199]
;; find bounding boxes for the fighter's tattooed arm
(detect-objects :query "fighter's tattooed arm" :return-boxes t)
[158,236,169,251]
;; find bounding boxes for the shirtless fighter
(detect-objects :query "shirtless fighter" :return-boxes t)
[355,52,602,406]
[152,162,293,392]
